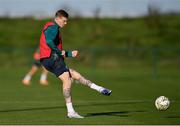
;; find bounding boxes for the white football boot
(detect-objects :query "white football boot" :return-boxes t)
[67,112,84,118]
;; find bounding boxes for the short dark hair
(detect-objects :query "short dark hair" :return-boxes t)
[55,10,69,18]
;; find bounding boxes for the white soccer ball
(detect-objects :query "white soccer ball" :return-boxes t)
[155,96,170,110]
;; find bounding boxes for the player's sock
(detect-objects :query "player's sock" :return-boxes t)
[40,74,48,85]
[90,83,104,92]
[22,75,31,85]
[66,103,84,118]
[40,73,47,81]
[66,102,75,113]
[90,83,112,96]
[77,77,111,95]
[23,75,31,81]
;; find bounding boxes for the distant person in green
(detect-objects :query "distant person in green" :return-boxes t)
[39,9,112,118]
[22,48,48,86]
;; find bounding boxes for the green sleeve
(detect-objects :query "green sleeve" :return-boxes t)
[44,25,62,56]
[65,51,72,57]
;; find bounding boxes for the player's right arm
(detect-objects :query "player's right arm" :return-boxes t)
[44,25,74,58]
[44,25,62,56]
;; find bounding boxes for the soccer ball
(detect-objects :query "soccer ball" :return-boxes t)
[155,96,170,110]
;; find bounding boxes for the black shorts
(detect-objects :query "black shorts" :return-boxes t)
[40,53,69,77]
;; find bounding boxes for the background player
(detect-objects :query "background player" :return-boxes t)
[22,48,49,86]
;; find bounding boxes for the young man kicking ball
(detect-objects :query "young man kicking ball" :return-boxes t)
[39,9,112,118]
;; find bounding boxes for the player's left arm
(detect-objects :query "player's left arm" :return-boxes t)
[64,50,78,58]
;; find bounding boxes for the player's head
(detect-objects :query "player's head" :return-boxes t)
[55,9,69,28]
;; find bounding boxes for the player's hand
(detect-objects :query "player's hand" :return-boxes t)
[72,50,78,57]
[61,50,66,57]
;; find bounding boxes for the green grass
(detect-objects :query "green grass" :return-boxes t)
[0,65,180,125]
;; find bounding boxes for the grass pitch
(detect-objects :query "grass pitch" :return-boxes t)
[0,65,180,125]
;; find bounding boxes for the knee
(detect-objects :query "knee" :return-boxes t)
[69,69,81,80]
[69,69,75,75]
[63,78,71,89]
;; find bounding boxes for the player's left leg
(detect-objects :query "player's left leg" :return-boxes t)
[40,67,49,86]
[58,71,84,118]
[41,54,84,118]
[69,69,112,96]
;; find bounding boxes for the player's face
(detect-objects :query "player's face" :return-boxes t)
[56,16,68,28]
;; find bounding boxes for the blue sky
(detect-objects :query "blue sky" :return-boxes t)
[0,0,180,18]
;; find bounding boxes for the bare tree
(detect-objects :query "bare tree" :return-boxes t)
[93,7,101,19]
[145,3,163,29]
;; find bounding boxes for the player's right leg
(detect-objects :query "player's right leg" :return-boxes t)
[22,64,38,86]
[69,69,112,96]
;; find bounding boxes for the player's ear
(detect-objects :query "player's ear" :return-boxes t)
[55,16,61,20]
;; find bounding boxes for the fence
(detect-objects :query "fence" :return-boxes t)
[0,46,180,80]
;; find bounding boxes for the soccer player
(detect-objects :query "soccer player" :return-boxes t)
[22,48,48,86]
[39,9,112,118]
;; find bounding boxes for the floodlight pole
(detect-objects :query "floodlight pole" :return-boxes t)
[152,47,158,80]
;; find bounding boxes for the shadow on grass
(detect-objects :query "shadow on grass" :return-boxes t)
[86,111,130,117]
[0,106,64,113]
[85,110,145,117]
[165,116,180,119]
[0,101,147,113]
